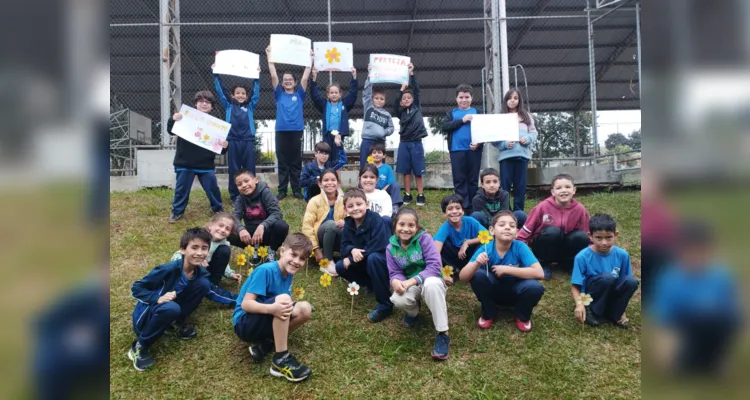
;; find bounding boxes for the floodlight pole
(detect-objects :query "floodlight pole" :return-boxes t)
[499,0,510,97]
[159,0,182,147]
[482,0,506,170]
[635,2,641,100]
[586,0,599,157]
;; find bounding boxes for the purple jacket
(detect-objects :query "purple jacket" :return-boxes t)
[386,231,442,285]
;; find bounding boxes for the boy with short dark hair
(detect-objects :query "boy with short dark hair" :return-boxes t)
[433,194,485,273]
[328,188,393,322]
[471,168,527,229]
[361,64,395,168]
[128,227,213,371]
[230,170,290,253]
[442,84,483,212]
[167,91,228,223]
[369,142,403,211]
[394,63,428,206]
[300,141,331,202]
[571,213,639,328]
[233,233,314,382]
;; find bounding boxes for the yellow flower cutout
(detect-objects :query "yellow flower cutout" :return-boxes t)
[236,254,247,267]
[477,230,492,245]
[202,133,210,141]
[293,287,305,299]
[325,47,341,64]
[441,265,454,277]
[319,273,332,287]
[366,155,375,164]
[245,246,255,256]
[319,258,330,268]
[577,293,593,306]
[258,246,269,258]
[247,267,254,276]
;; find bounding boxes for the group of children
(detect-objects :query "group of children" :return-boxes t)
[129,166,639,383]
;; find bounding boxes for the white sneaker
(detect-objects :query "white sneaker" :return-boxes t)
[325,264,338,277]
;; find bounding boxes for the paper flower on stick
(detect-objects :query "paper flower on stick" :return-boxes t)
[577,293,593,306]
[258,246,269,259]
[477,230,492,245]
[325,48,341,64]
[293,287,305,299]
[347,282,360,296]
[441,265,454,277]
[319,258,330,269]
[236,254,247,267]
[319,273,332,287]
[367,156,375,164]
[245,246,255,257]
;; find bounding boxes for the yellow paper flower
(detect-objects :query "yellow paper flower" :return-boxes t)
[247,267,254,276]
[236,254,247,266]
[319,273,332,287]
[477,230,492,245]
[367,155,375,164]
[441,265,454,277]
[245,246,255,256]
[325,47,341,64]
[293,287,305,299]
[319,258,330,268]
[347,282,360,296]
[258,246,269,258]
[578,293,593,306]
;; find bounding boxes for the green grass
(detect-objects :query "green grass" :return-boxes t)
[110,189,641,399]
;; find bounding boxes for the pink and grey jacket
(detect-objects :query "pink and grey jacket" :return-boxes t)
[517,196,590,245]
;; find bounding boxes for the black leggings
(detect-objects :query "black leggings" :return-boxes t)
[229,219,290,251]
[206,244,231,285]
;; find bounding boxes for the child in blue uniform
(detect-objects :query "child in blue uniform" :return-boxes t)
[433,194,484,273]
[309,67,358,169]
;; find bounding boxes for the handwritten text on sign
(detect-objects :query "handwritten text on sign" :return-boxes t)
[369,54,410,84]
[269,34,312,67]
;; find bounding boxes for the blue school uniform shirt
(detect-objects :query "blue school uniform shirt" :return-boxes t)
[571,246,632,293]
[232,262,293,325]
[376,163,396,190]
[469,239,538,272]
[324,204,335,222]
[433,216,484,248]
[173,272,190,295]
[450,108,477,151]
[274,85,306,131]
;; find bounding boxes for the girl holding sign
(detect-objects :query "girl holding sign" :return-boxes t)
[309,66,358,169]
[267,46,312,201]
[493,88,538,213]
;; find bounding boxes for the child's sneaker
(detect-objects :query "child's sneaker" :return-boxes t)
[166,322,197,340]
[169,214,182,223]
[249,339,274,363]
[585,307,601,326]
[416,194,426,206]
[367,308,392,323]
[431,333,450,360]
[324,264,338,277]
[515,317,533,332]
[477,316,494,329]
[266,250,276,262]
[127,341,155,371]
[403,192,413,205]
[270,352,312,382]
[402,303,421,328]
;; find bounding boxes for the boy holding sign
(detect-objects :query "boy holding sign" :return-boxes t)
[394,63,428,207]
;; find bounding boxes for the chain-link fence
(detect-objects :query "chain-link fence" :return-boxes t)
[110,0,640,177]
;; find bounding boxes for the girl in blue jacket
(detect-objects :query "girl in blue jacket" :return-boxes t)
[309,66,358,169]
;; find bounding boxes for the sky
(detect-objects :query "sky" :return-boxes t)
[255,110,641,153]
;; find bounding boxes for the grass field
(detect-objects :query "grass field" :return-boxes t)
[110,189,641,399]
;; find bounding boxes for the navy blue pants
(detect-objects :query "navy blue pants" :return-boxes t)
[234,297,280,343]
[132,276,210,348]
[531,226,590,266]
[228,139,256,203]
[440,240,479,272]
[360,138,384,168]
[585,273,639,322]
[500,157,529,212]
[470,210,528,230]
[228,219,290,251]
[172,169,223,216]
[450,150,482,211]
[384,181,404,209]
[203,244,237,305]
[470,273,545,322]
[335,252,393,312]
[673,312,739,374]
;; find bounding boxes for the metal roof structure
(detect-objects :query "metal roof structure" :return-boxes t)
[110,0,640,123]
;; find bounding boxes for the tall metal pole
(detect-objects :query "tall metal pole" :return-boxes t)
[482,0,503,170]
[635,2,641,99]
[172,0,182,112]
[586,0,599,157]
[159,0,170,147]
[499,0,510,95]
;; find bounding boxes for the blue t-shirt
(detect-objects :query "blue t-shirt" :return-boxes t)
[274,84,306,131]
[173,271,190,295]
[469,239,538,271]
[376,164,396,189]
[433,216,484,248]
[571,246,632,292]
[324,204,335,222]
[232,262,293,325]
[326,102,342,132]
[450,107,477,151]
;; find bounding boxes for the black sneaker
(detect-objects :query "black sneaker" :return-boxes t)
[276,192,287,201]
[127,341,155,371]
[416,194,426,206]
[166,322,197,340]
[403,192,413,205]
[169,214,182,223]
[584,306,601,326]
[249,339,274,363]
[293,192,304,200]
[270,352,312,382]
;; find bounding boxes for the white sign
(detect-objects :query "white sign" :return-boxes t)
[171,105,231,154]
[213,50,259,79]
[269,34,312,67]
[313,42,353,71]
[470,114,520,144]
[369,54,410,84]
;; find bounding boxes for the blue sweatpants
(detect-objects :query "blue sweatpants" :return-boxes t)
[384,180,404,209]
[132,276,210,348]
[470,210,528,230]
[172,169,223,216]
[585,273,639,322]
[228,139,256,203]
[335,252,393,312]
[469,273,544,322]
[450,150,482,211]
[500,157,529,212]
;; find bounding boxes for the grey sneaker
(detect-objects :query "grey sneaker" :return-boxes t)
[127,341,155,371]
[166,322,197,340]
[169,214,182,223]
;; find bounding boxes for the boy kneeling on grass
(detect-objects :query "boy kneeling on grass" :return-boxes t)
[233,233,314,383]
[129,228,213,371]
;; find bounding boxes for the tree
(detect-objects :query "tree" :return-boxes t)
[428,116,444,137]
[626,129,641,149]
[534,112,593,158]
[604,132,629,150]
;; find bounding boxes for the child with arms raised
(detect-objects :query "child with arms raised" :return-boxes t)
[394,63,428,206]
[433,194,485,273]
[233,233,314,382]
[309,67,358,169]
[230,170,290,256]
[360,64,395,168]
[387,208,451,360]
[460,211,545,332]
[301,168,346,263]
